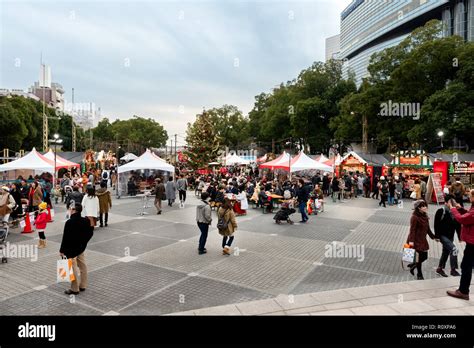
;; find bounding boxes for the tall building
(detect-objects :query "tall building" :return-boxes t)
[325,34,341,61]
[340,0,474,86]
[29,64,65,111]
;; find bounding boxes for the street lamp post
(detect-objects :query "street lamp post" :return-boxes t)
[437,131,444,149]
[52,133,62,186]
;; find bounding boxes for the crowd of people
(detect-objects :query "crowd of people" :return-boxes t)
[0,160,473,303]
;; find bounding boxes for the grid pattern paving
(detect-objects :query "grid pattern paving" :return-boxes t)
[0,193,458,315]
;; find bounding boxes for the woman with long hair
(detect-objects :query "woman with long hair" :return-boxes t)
[81,185,99,229]
[407,200,438,280]
[217,198,238,255]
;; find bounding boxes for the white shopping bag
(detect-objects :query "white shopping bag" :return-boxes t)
[402,247,416,263]
[19,219,26,229]
[57,257,75,283]
[50,209,55,219]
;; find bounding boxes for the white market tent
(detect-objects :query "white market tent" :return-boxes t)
[43,149,80,169]
[120,153,138,162]
[290,151,333,173]
[0,148,54,173]
[118,149,174,174]
[225,153,249,165]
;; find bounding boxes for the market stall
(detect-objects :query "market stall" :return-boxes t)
[290,151,333,173]
[389,150,433,178]
[0,148,54,176]
[259,151,291,171]
[43,149,80,170]
[117,149,175,197]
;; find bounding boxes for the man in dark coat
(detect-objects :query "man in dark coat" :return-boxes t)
[60,203,94,295]
[154,178,166,215]
[296,179,310,223]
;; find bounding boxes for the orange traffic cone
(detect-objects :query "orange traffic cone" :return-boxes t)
[47,207,53,222]
[22,212,33,234]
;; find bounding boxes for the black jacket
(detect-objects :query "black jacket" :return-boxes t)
[296,185,309,203]
[434,206,461,240]
[60,213,94,259]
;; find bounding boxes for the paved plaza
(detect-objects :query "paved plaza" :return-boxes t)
[0,191,468,315]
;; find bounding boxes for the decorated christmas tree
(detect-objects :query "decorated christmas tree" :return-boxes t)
[185,111,221,169]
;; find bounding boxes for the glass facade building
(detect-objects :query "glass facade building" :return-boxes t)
[340,0,474,86]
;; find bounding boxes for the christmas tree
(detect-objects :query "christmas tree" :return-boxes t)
[185,111,221,169]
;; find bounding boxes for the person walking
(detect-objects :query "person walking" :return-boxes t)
[296,179,309,223]
[434,195,461,277]
[447,190,474,300]
[388,178,396,206]
[450,177,466,208]
[371,175,379,199]
[34,202,49,249]
[196,192,212,255]
[0,186,17,226]
[363,175,371,198]
[165,177,176,207]
[322,173,330,196]
[154,178,166,215]
[81,186,99,229]
[413,179,422,200]
[177,174,188,208]
[331,176,340,202]
[60,203,94,295]
[9,183,23,221]
[406,200,437,280]
[378,176,388,207]
[96,182,112,227]
[217,198,238,255]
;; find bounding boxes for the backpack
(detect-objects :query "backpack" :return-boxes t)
[216,209,229,231]
[381,182,388,194]
[102,172,109,180]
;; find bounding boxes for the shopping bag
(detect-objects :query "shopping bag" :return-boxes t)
[19,219,26,229]
[410,191,416,199]
[57,257,76,283]
[402,247,415,263]
[50,209,55,219]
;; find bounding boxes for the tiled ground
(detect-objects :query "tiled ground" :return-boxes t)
[0,191,462,315]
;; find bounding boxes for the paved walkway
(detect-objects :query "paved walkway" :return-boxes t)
[0,189,470,315]
[170,276,473,315]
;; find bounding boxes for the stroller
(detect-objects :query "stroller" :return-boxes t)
[0,222,8,263]
[273,201,296,224]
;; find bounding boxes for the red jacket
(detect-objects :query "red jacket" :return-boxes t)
[34,211,48,230]
[451,206,474,245]
[407,211,435,252]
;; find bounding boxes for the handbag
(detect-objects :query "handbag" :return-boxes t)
[402,247,415,263]
[57,257,76,283]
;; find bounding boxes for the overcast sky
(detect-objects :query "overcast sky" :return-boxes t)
[1,0,351,144]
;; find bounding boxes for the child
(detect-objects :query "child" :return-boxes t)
[34,202,49,249]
